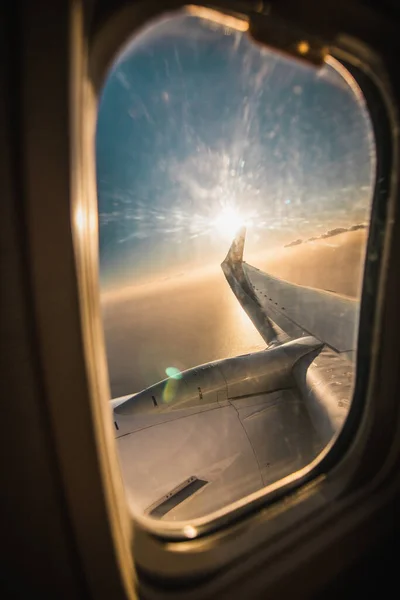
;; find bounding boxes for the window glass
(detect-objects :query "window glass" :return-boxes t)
[97,11,375,524]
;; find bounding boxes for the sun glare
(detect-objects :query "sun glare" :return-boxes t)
[213,206,244,240]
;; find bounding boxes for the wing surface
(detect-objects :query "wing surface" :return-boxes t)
[221,227,358,354]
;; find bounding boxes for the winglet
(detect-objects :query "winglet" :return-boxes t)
[222,226,246,267]
[221,227,288,347]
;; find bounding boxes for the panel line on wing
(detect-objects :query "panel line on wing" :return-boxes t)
[146,477,209,518]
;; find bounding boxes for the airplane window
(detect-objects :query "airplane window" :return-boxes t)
[96,10,375,526]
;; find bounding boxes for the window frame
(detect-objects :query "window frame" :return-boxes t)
[20,0,398,594]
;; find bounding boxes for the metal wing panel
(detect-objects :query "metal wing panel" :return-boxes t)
[222,227,358,354]
[116,387,323,521]
[243,263,359,353]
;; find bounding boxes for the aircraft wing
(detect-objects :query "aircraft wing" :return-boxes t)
[221,226,358,356]
[112,228,357,523]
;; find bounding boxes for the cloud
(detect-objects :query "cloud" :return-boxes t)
[284,223,368,248]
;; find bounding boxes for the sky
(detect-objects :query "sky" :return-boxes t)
[96,12,375,291]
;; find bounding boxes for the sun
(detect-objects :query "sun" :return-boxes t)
[213,206,244,240]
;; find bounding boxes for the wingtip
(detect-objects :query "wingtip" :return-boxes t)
[222,226,247,267]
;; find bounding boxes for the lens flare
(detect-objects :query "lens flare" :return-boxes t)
[165,366,183,379]
[162,378,180,403]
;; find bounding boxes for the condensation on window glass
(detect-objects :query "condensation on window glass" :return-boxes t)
[97,10,375,525]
